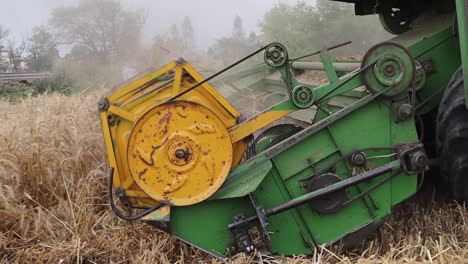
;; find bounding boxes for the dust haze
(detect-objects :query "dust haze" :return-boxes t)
[0,0,390,88]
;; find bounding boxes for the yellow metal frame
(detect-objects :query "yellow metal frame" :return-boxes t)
[101,60,294,208]
[100,60,249,207]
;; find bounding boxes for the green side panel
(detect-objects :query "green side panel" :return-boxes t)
[252,100,418,254]
[392,24,461,114]
[170,197,254,256]
[456,0,468,108]
[253,167,315,255]
[390,119,419,204]
[211,159,273,199]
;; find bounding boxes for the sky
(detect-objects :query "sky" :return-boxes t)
[0,0,301,48]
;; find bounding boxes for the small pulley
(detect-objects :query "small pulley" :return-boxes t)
[292,85,315,109]
[361,42,416,97]
[264,43,288,67]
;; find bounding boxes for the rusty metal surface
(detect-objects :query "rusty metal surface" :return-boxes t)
[126,100,233,206]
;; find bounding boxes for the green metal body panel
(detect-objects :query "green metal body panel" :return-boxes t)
[254,102,417,254]
[456,0,468,108]
[134,2,466,258]
[161,22,461,256]
[171,197,254,255]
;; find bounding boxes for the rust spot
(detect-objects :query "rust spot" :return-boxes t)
[203,151,209,156]
[206,115,209,119]
[137,151,154,167]
[159,111,172,134]
[138,168,148,178]
[176,111,188,118]
[222,160,226,165]
[152,137,169,150]
[136,137,168,167]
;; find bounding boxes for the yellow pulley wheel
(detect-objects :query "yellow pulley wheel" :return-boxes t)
[127,100,233,206]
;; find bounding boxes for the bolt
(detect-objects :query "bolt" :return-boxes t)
[299,91,309,101]
[351,152,367,167]
[98,97,110,112]
[423,63,433,73]
[176,58,185,65]
[384,65,396,77]
[398,104,413,120]
[271,50,280,59]
[175,149,186,159]
[410,151,428,171]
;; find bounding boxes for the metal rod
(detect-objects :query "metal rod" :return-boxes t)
[341,170,400,207]
[166,44,270,102]
[265,160,399,216]
[314,60,377,103]
[291,61,361,72]
[290,41,352,61]
[120,77,174,107]
[228,160,400,230]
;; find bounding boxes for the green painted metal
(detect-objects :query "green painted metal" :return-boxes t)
[114,2,468,258]
[211,158,273,199]
[154,24,459,256]
[456,0,468,108]
[320,49,339,83]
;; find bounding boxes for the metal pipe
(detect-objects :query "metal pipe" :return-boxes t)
[290,41,352,61]
[291,61,361,72]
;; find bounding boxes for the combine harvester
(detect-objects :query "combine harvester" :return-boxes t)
[98,0,468,257]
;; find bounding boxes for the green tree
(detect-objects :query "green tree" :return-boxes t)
[181,16,195,54]
[261,1,320,56]
[49,0,145,65]
[0,25,10,71]
[27,26,58,72]
[7,39,28,72]
[233,15,245,41]
[208,16,258,67]
[261,1,390,57]
[0,25,8,45]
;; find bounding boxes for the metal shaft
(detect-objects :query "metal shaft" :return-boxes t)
[291,61,361,72]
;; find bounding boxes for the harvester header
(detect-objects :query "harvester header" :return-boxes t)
[99,0,468,258]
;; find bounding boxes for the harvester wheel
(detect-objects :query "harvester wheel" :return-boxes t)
[436,67,468,201]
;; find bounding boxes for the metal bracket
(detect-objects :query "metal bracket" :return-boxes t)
[249,194,271,250]
[396,143,428,175]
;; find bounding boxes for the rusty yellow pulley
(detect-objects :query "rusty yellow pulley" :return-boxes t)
[100,60,249,208]
[127,101,233,206]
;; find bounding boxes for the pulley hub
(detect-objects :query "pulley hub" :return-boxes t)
[292,85,315,109]
[361,42,416,97]
[127,101,233,206]
[264,43,288,67]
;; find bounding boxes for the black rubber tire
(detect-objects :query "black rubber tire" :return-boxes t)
[436,67,468,201]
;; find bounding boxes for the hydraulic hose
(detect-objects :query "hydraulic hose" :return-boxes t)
[108,168,164,221]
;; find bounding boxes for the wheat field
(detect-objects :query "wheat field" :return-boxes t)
[0,94,467,263]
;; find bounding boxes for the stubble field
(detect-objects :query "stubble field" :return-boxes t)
[0,94,467,263]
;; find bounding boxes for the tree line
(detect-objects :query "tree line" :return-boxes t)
[0,0,390,87]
